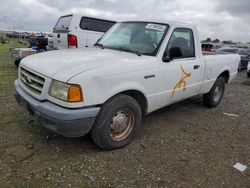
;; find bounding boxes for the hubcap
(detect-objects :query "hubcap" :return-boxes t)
[213,85,222,102]
[110,109,135,142]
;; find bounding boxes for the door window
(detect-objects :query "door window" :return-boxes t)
[166,28,195,59]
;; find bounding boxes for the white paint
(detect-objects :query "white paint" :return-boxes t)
[20,20,240,112]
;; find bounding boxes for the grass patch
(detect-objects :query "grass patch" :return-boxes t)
[0,36,29,130]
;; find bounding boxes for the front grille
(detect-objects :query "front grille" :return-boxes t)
[20,67,45,95]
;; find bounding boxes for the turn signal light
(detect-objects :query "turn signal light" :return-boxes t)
[68,85,83,102]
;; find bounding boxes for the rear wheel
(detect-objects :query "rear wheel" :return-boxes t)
[91,95,142,150]
[203,77,225,108]
[247,72,250,77]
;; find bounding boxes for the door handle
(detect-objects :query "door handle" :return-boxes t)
[144,75,155,79]
[194,65,200,70]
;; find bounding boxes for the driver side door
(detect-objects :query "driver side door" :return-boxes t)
[156,28,203,107]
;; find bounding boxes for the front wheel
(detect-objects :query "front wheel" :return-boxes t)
[91,95,142,150]
[203,77,225,108]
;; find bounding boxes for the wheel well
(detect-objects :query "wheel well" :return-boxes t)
[219,71,230,83]
[121,90,148,115]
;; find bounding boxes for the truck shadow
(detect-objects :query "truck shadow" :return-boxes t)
[28,95,205,154]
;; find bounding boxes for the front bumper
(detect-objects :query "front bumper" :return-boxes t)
[15,80,100,137]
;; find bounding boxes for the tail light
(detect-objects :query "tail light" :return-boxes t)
[68,34,78,48]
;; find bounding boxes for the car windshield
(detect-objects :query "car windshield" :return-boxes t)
[98,22,169,56]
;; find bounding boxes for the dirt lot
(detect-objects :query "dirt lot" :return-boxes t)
[0,39,249,188]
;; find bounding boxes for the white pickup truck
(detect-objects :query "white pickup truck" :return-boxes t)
[15,20,240,150]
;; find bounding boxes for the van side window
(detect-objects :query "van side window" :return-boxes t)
[166,28,195,59]
[80,17,115,33]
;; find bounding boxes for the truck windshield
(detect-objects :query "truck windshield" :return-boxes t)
[98,22,169,56]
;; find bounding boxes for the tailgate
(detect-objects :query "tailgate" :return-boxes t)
[53,31,68,50]
[53,15,73,50]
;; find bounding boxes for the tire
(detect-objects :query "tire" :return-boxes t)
[15,60,20,67]
[91,94,142,150]
[247,72,250,77]
[203,77,225,108]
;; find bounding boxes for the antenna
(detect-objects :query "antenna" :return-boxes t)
[86,0,92,47]
[88,0,91,17]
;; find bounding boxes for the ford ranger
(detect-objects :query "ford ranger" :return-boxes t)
[15,20,240,150]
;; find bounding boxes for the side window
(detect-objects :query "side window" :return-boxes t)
[80,17,115,33]
[166,28,195,59]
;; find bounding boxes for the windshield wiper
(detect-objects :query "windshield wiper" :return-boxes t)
[119,46,141,56]
[94,43,105,49]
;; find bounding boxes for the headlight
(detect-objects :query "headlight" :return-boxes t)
[49,80,83,102]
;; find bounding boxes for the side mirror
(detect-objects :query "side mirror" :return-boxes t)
[163,47,183,62]
[169,47,182,59]
[162,56,172,62]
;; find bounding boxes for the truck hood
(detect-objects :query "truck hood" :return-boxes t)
[21,48,155,82]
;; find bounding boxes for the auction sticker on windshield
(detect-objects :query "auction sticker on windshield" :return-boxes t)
[146,24,166,32]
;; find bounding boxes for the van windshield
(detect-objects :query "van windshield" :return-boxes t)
[98,22,169,56]
[54,15,72,31]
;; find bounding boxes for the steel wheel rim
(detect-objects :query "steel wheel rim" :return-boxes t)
[213,85,223,102]
[110,109,135,142]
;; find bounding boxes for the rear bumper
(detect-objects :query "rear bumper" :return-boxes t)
[15,80,100,137]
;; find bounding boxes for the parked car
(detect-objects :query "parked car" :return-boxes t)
[7,31,20,38]
[53,14,116,49]
[28,36,48,51]
[15,20,240,150]
[202,43,222,52]
[245,49,250,59]
[11,48,37,67]
[217,47,248,71]
[12,37,48,67]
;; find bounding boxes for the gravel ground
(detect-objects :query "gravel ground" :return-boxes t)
[0,42,249,187]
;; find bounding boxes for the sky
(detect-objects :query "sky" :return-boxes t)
[0,0,249,42]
